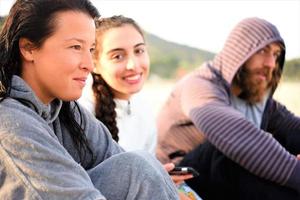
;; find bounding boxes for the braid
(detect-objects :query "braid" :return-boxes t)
[91,72,119,142]
[91,15,145,142]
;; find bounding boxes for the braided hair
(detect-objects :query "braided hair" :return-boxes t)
[92,15,144,142]
[92,72,119,141]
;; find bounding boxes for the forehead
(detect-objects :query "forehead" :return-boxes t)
[101,25,144,50]
[51,11,95,42]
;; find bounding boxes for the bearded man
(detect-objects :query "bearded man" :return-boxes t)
[156,17,300,199]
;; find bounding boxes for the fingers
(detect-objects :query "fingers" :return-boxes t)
[163,162,175,172]
[171,174,194,185]
[172,174,194,182]
[163,163,195,186]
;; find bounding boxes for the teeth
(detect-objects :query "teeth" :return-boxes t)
[126,74,141,81]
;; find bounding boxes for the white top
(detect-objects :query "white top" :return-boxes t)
[78,74,157,155]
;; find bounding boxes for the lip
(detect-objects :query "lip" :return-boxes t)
[257,74,266,80]
[253,70,267,81]
[123,73,143,84]
[73,77,87,87]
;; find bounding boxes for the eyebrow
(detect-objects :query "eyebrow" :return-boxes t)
[106,42,146,54]
[134,43,146,48]
[265,43,282,52]
[65,38,95,46]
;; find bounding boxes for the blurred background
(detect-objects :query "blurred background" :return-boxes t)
[1,0,300,115]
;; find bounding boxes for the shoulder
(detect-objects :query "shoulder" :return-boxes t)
[0,98,43,133]
[177,68,230,115]
[0,99,64,162]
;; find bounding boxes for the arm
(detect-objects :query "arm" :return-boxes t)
[266,99,300,155]
[181,76,300,191]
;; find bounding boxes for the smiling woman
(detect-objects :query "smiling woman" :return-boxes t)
[78,15,203,200]
[79,15,153,150]
[0,0,179,199]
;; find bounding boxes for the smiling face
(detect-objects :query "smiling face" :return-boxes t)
[20,11,96,104]
[94,24,150,100]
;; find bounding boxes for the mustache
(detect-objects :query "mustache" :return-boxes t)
[246,67,272,79]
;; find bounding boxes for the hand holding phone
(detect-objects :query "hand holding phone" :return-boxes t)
[169,166,199,177]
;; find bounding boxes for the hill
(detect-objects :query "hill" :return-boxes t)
[0,16,214,78]
[0,16,5,27]
[1,17,298,79]
[145,33,214,78]
[282,58,300,81]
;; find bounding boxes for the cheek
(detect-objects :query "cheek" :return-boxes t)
[244,62,259,75]
[141,56,150,73]
[100,65,121,84]
[48,51,78,73]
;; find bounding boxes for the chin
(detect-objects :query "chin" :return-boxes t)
[60,93,82,101]
[131,87,143,94]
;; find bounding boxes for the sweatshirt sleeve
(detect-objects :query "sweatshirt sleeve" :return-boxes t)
[0,109,106,200]
[181,76,300,192]
[266,99,300,145]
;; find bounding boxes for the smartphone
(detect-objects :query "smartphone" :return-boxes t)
[169,166,199,177]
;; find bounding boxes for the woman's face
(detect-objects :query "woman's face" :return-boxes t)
[20,11,96,104]
[95,24,150,100]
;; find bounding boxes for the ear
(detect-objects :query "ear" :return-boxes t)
[19,38,35,62]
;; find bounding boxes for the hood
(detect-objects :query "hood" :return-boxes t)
[9,75,62,123]
[211,17,285,86]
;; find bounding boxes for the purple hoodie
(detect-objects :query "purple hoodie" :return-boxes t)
[156,17,300,192]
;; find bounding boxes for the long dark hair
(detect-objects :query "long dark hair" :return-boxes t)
[0,0,100,168]
[92,15,144,142]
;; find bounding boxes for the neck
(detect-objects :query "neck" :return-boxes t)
[113,90,131,100]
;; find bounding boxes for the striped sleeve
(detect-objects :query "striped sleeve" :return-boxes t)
[180,76,300,191]
[189,103,299,187]
[267,99,300,138]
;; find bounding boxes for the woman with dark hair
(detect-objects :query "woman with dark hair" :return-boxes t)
[79,15,157,154]
[79,15,202,200]
[0,1,179,199]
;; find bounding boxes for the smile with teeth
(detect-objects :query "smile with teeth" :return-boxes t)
[124,73,142,81]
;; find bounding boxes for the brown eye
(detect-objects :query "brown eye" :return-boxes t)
[112,54,124,61]
[274,52,281,59]
[90,47,95,53]
[135,48,145,55]
[71,45,81,50]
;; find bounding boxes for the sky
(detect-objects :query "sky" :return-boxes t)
[1,0,300,59]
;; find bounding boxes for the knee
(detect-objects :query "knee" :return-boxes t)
[120,151,165,178]
[121,150,159,169]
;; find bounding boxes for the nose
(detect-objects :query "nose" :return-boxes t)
[80,50,94,72]
[264,54,277,69]
[126,57,137,70]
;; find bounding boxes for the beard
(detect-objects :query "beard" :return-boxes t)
[233,65,274,104]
